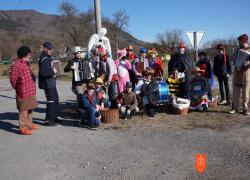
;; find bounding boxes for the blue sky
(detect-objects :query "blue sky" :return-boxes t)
[1,0,250,44]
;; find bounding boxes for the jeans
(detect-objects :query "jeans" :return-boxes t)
[218,76,230,102]
[104,101,111,108]
[44,88,59,123]
[80,106,101,126]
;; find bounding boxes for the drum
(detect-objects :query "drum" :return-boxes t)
[147,81,170,106]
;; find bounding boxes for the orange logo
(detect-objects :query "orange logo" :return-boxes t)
[195,154,206,173]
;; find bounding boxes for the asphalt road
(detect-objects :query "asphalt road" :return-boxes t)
[0,79,249,180]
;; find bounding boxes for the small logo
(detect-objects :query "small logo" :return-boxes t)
[195,153,206,173]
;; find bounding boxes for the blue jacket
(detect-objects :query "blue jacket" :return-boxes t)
[38,51,56,89]
[81,92,99,110]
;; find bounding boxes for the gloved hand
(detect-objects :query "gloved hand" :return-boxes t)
[117,104,121,108]
[127,109,131,116]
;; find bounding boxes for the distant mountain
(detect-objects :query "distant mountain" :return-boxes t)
[0,9,150,59]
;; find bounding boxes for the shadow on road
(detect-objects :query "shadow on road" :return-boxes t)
[0,120,20,134]
[35,100,80,127]
[0,94,15,100]
[0,112,20,134]
[0,112,18,120]
[59,100,80,127]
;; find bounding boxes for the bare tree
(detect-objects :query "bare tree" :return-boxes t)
[156,29,183,54]
[109,9,130,49]
[204,34,238,59]
[54,0,94,46]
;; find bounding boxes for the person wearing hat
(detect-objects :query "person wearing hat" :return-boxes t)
[99,49,119,108]
[138,67,156,117]
[197,51,213,101]
[10,46,39,135]
[148,48,164,77]
[126,45,137,90]
[116,82,139,118]
[115,48,132,93]
[80,83,101,130]
[189,67,210,111]
[39,41,61,126]
[230,34,250,115]
[168,42,194,98]
[64,46,94,107]
[213,44,232,105]
[133,47,149,80]
[95,77,111,109]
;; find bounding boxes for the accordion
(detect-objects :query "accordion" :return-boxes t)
[234,49,250,71]
[73,61,93,82]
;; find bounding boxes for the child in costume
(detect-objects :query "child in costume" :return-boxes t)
[95,77,111,109]
[116,82,139,118]
[189,67,210,111]
[167,69,181,97]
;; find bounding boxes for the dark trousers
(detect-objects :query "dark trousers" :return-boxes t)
[108,81,118,108]
[218,76,230,102]
[44,88,59,123]
[80,106,100,126]
[146,104,155,117]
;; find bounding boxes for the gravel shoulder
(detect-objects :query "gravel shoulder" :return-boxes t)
[0,79,250,180]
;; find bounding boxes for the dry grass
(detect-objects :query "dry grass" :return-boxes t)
[108,105,250,131]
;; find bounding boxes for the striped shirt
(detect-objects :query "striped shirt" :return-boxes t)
[167,77,180,95]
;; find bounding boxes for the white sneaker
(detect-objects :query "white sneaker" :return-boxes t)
[229,109,237,114]
[218,100,227,105]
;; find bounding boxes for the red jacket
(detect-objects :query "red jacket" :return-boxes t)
[10,59,36,99]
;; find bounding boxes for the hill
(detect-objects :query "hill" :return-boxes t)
[0,10,149,60]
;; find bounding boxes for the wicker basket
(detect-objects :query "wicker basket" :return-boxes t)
[209,98,218,107]
[100,108,119,124]
[170,106,189,115]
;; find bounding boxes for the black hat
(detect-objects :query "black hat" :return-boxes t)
[126,82,133,88]
[43,41,54,50]
[238,34,248,43]
[17,46,31,59]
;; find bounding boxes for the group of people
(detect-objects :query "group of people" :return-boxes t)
[9,33,250,134]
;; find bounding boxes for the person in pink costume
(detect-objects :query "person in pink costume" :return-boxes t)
[115,48,132,93]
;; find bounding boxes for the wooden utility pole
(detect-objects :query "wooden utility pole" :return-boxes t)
[94,0,102,34]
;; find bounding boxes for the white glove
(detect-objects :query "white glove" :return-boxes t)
[244,60,250,67]
[71,65,77,70]
[226,74,230,78]
[118,104,121,108]
[127,109,131,116]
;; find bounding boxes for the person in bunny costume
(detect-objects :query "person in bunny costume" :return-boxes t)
[115,48,132,93]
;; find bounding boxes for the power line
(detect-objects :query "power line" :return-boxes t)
[14,0,23,10]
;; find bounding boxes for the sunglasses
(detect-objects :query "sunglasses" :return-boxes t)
[128,49,134,52]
